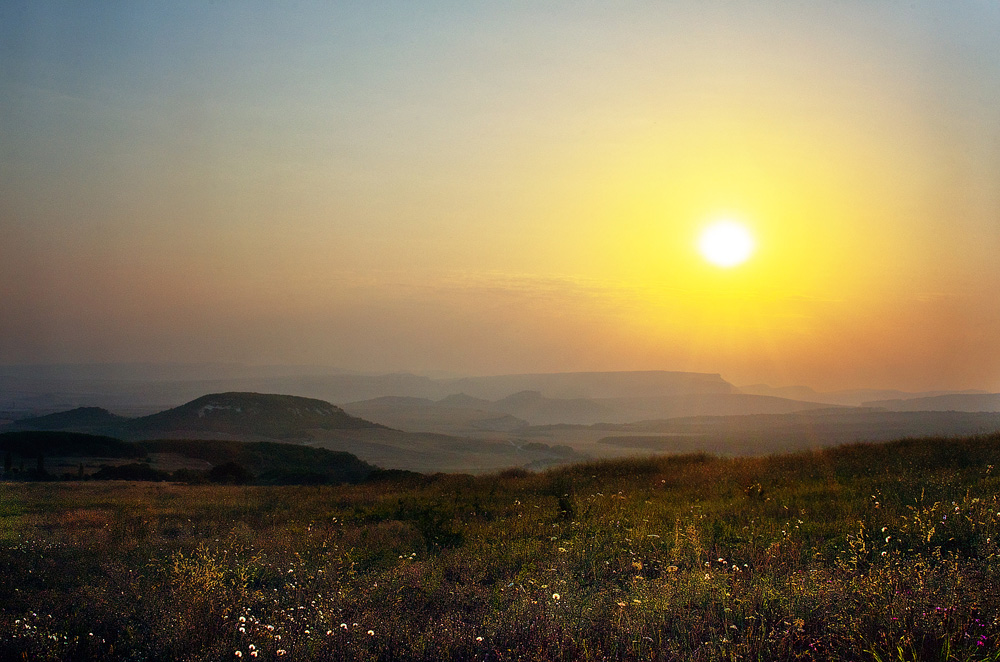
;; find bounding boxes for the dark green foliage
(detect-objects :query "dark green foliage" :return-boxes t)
[364,468,429,486]
[92,463,170,481]
[8,407,127,431]
[138,439,375,484]
[0,430,145,460]
[208,462,254,485]
[171,468,210,484]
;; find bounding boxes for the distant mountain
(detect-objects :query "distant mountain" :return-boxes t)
[126,392,384,439]
[738,384,823,401]
[342,394,531,436]
[11,406,127,431]
[492,390,616,425]
[0,367,742,415]
[739,384,988,407]
[344,388,836,432]
[442,370,735,400]
[598,392,839,423]
[864,393,1000,412]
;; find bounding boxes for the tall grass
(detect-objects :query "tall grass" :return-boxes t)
[3,434,1000,660]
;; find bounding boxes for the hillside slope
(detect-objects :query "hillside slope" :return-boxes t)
[124,392,385,439]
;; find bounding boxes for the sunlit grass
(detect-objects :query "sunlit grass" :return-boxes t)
[3,434,1000,660]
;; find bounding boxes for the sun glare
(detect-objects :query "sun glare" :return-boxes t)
[698,220,755,268]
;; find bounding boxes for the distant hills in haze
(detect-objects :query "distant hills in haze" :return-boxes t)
[3,363,993,418]
[0,367,737,414]
[7,392,384,440]
[862,393,1000,412]
[342,389,841,430]
[738,383,991,407]
[1,391,589,473]
[2,366,1000,474]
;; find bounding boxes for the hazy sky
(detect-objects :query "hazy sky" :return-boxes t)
[2,2,999,391]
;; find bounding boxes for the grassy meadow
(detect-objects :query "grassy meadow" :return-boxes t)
[3,434,1000,661]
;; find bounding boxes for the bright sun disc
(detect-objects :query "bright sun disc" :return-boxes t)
[698,220,755,268]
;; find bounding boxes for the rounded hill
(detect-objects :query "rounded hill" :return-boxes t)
[129,392,384,439]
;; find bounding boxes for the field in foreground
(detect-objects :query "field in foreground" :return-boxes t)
[3,435,1000,661]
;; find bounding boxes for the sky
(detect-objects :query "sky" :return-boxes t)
[2,1,999,392]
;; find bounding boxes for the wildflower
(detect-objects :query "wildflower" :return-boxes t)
[276,651,286,657]
[617,602,627,607]
[340,623,348,629]
[476,636,483,642]
[248,645,255,651]
[552,593,561,600]
[368,630,375,636]
[250,653,258,658]
[235,652,243,658]
[239,616,247,623]
[326,630,332,635]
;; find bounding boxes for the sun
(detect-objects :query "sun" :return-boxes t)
[697,219,755,268]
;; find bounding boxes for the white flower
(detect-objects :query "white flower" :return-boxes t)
[552,593,561,600]
[368,629,375,636]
